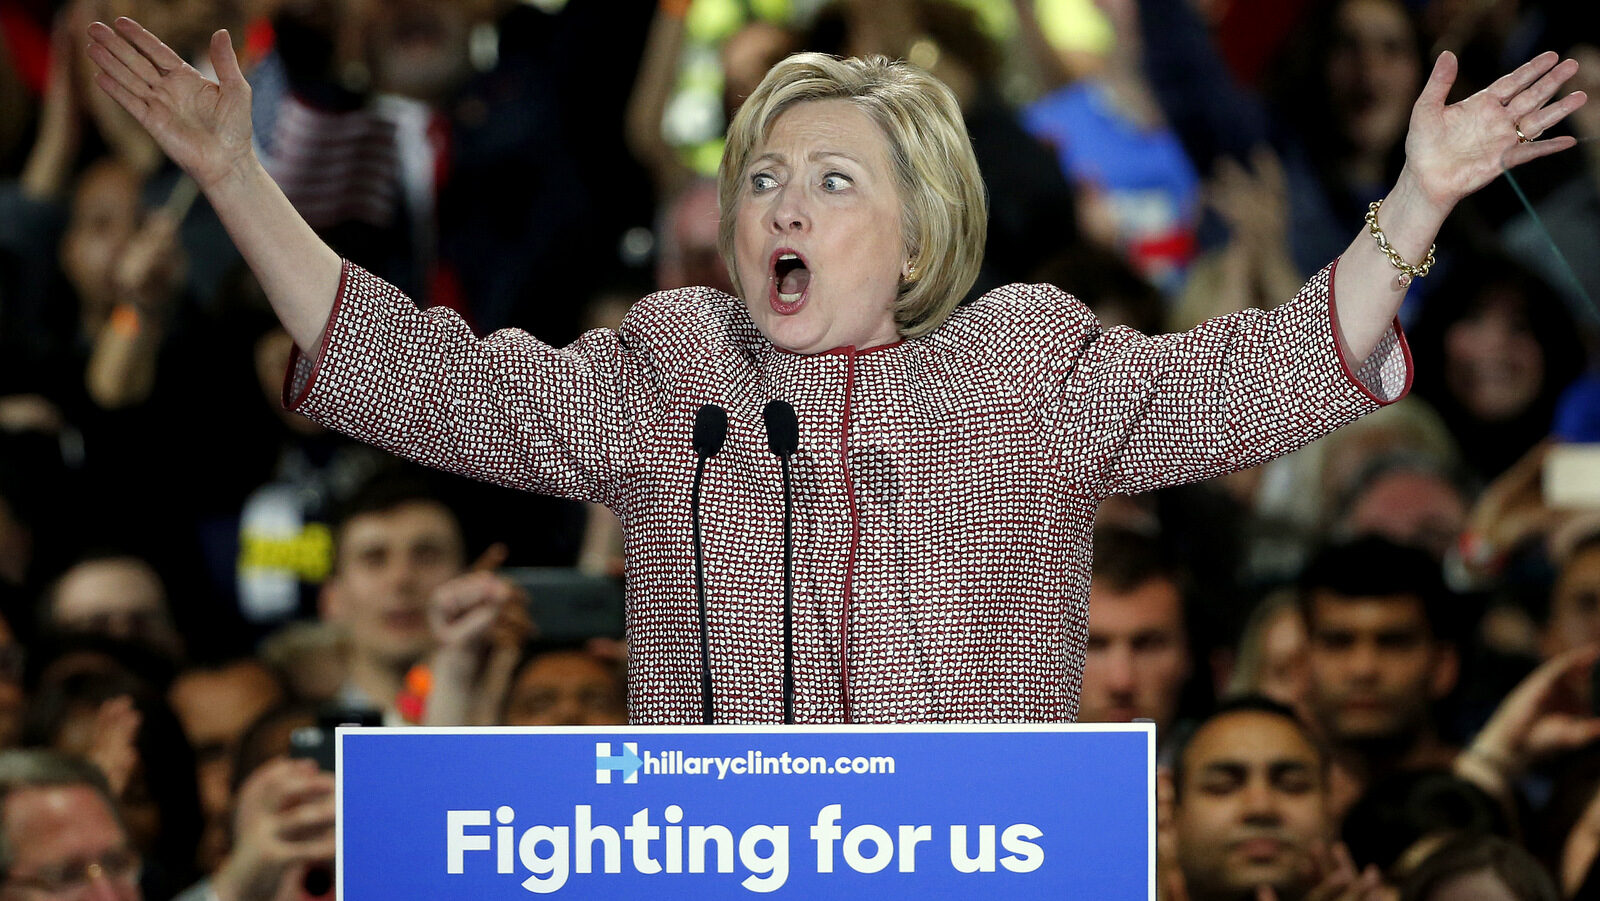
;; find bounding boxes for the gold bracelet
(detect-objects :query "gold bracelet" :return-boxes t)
[1365,199,1436,288]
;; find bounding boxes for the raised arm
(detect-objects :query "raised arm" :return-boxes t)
[1332,50,1585,365]
[85,17,340,357]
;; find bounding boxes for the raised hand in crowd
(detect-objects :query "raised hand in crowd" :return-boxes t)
[211,757,336,901]
[1263,841,1388,901]
[424,543,536,726]
[19,7,87,201]
[0,394,67,436]
[84,694,141,797]
[1458,442,1558,582]
[1455,644,1600,807]
[1564,780,1600,898]
[85,207,187,409]
[1175,146,1303,331]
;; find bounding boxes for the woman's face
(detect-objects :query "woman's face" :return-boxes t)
[1326,0,1419,155]
[60,160,142,326]
[733,99,907,354]
[1256,605,1310,718]
[1443,289,1544,422]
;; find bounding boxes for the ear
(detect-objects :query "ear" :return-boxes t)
[1429,643,1460,700]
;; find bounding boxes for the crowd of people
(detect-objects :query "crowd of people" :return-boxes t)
[2,0,1600,898]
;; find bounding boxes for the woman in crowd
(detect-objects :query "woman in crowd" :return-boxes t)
[82,15,1584,725]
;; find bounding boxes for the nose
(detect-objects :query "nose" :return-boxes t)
[1346,641,1381,682]
[1239,777,1283,824]
[769,185,809,234]
[1103,644,1137,694]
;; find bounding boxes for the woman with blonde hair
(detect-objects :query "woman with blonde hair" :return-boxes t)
[84,17,1585,724]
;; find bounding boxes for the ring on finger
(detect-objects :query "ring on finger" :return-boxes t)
[1515,121,1536,143]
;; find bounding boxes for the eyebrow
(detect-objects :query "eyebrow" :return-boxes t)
[1199,759,1315,775]
[752,150,864,167]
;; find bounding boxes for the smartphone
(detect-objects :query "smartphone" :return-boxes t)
[500,567,625,640]
[1543,443,1600,509]
[288,705,383,772]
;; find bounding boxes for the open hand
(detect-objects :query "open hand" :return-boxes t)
[1255,842,1388,901]
[213,757,335,901]
[85,18,255,190]
[115,209,186,312]
[1466,643,1600,774]
[1402,50,1587,215]
[85,695,141,798]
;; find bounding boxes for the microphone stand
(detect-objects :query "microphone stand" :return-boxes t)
[692,404,727,725]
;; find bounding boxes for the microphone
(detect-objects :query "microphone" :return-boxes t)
[691,404,727,725]
[762,400,798,724]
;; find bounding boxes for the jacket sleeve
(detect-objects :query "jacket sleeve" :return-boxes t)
[282,261,659,508]
[1060,259,1413,497]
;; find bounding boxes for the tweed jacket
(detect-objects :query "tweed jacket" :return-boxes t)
[285,259,1410,725]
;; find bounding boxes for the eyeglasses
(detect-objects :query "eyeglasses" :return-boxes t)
[3,848,141,898]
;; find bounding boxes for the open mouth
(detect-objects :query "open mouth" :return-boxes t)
[771,251,811,312]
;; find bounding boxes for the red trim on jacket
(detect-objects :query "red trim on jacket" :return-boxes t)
[1326,256,1415,406]
[838,349,859,723]
[282,259,352,410]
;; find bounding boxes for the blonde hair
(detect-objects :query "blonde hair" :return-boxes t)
[717,53,988,339]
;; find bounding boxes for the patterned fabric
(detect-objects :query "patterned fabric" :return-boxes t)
[285,260,1410,724]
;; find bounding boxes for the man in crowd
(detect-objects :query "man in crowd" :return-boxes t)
[0,749,141,901]
[1079,527,1195,757]
[502,643,627,727]
[1329,453,1471,561]
[319,475,468,719]
[1170,698,1343,901]
[43,552,185,661]
[1299,537,1460,816]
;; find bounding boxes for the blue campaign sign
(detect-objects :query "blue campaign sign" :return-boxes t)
[337,724,1153,899]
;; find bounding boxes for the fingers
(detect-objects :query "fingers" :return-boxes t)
[94,696,142,740]
[1542,716,1600,750]
[1489,50,1562,107]
[1528,641,1600,693]
[1511,91,1589,154]
[241,757,328,816]
[1250,144,1286,191]
[1507,57,1580,122]
[471,542,510,572]
[1417,50,1458,111]
[275,796,336,843]
[211,28,247,89]
[86,38,153,116]
[113,16,186,75]
[91,20,164,90]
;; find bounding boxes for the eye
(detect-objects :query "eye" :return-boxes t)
[821,173,852,192]
[750,172,778,193]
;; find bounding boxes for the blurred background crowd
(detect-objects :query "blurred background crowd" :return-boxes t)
[4,0,1600,898]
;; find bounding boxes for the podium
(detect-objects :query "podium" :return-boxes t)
[337,724,1154,898]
